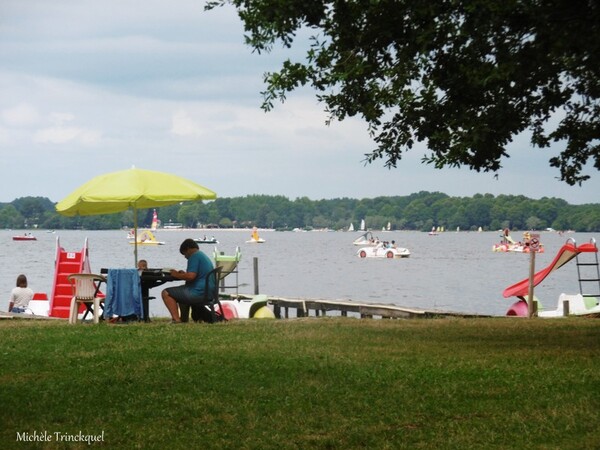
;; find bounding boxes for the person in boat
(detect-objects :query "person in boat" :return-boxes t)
[161,238,214,324]
[137,259,148,271]
[500,228,513,244]
[9,274,34,314]
[521,231,532,249]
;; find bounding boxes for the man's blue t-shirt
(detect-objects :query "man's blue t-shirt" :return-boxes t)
[186,250,214,296]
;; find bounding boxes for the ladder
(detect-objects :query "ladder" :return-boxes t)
[214,247,242,297]
[573,238,600,305]
[49,237,92,318]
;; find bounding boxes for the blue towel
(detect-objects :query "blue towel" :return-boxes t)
[103,269,143,319]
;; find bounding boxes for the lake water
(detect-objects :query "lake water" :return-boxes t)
[1,229,596,318]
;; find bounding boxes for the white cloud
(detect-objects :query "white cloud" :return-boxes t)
[1,103,40,126]
[33,126,101,145]
[0,127,9,144]
[170,110,203,137]
[49,112,75,126]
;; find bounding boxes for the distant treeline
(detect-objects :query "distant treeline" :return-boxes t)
[1,192,599,232]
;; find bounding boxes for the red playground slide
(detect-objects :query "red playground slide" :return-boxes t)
[503,240,598,299]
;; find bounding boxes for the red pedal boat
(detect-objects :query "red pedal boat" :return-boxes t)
[12,234,37,241]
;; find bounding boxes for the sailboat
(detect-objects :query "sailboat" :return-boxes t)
[127,209,160,239]
[360,219,366,231]
[348,223,355,232]
[150,209,159,231]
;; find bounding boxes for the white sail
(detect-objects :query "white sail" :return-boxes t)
[360,219,365,231]
[151,209,158,231]
[348,223,354,232]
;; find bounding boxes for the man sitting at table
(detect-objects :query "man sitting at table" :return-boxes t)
[161,238,214,323]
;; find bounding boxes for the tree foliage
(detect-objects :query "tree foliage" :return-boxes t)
[206,0,600,184]
[1,194,599,232]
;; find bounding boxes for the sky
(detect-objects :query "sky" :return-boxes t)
[0,0,598,205]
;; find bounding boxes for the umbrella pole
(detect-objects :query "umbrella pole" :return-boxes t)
[134,208,138,266]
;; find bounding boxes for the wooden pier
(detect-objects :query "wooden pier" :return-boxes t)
[221,294,489,319]
[222,257,490,319]
[270,297,490,319]
[0,311,61,320]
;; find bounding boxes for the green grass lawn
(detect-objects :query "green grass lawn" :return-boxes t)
[1,317,599,449]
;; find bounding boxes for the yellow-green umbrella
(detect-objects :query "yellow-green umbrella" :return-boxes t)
[56,167,217,264]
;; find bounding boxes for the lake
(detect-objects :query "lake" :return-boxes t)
[1,229,596,318]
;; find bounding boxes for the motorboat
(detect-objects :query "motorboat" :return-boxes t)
[194,236,219,244]
[12,234,37,241]
[353,231,379,246]
[163,221,183,229]
[357,244,410,258]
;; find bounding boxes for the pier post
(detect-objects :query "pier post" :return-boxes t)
[563,300,570,317]
[253,257,259,295]
[527,246,537,318]
[527,234,541,318]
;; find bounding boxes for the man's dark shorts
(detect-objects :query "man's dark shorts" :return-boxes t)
[165,286,205,305]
